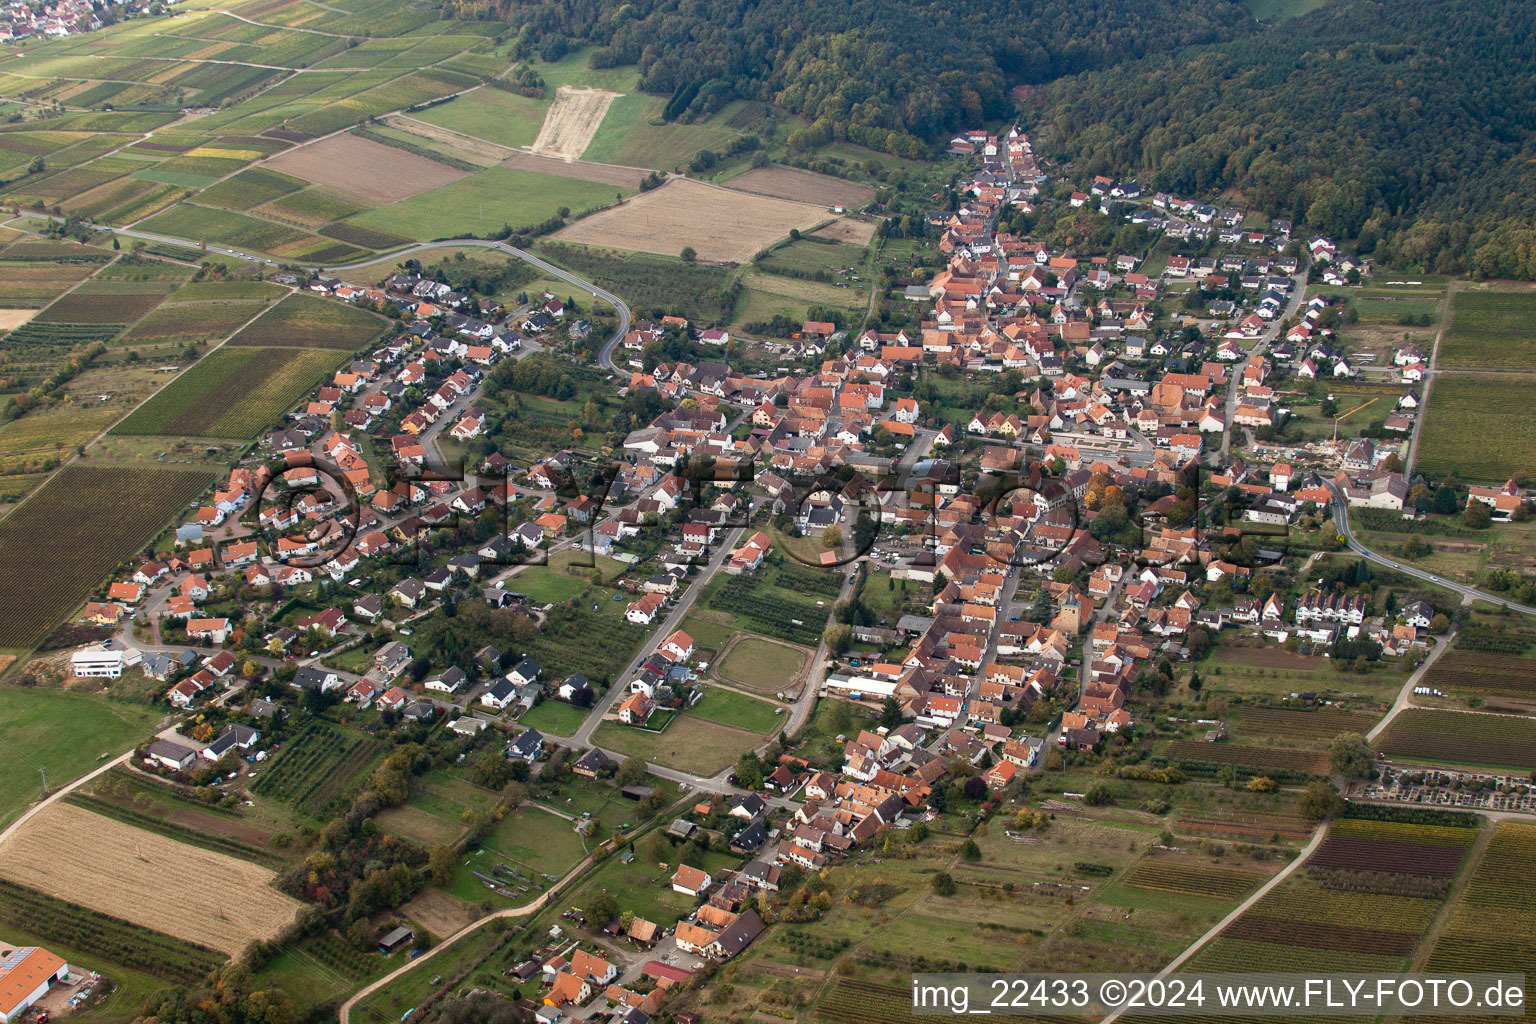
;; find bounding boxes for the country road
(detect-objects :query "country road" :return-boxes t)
[337,848,597,1024]
[18,214,635,376]
[1330,493,1536,615]
[0,751,130,847]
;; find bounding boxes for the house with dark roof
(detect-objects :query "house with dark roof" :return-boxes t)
[507,728,543,762]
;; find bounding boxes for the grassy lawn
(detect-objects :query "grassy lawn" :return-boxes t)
[594,715,767,776]
[536,774,655,832]
[348,166,629,240]
[548,547,629,582]
[482,804,588,875]
[717,635,810,693]
[322,643,372,674]
[690,684,785,733]
[580,92,749,170]
[0,685,163,830]
[374,803,464,847]
[519,698,590,736]
[1207,643,1404,701]
[678,612,737,652]
[564,841,708,926]
[413,85,548,148]
[508,566,589,605]
[408,767,500,822]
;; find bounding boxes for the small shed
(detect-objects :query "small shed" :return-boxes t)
[378,925,414,954]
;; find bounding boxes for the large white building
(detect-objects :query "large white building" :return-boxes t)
[70,644,140,678]
[0,945,70,1023]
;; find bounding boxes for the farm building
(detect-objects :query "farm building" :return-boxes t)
[146,739,198,771]
[377,926,414,954]
[0,945,69,1024]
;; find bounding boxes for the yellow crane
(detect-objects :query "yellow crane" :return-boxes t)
[1333,396,1378,441]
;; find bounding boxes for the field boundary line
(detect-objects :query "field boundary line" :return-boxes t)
[388,111,516,156]
[0,750,131,848]
[683,173,838,212]
[1406,278,1457,475]
[1403,820,1493,974]
[1099,818,1332,1024]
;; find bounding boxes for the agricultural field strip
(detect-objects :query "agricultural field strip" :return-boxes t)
[0,465,212,648]
[1423,823,1536,976]
[62,791,284,868]
[251,721,381,819]
[0,877,223,985]
[0,802,301,956]
[1378,708,1536,769]
[1122,860,1266,901]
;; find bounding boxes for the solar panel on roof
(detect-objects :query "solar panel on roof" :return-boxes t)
[0,947,38,973]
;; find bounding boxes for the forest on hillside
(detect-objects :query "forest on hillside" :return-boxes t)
[454,0,1255,157]
[1027,0,1536,277]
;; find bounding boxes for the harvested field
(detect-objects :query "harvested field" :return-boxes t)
[400,888,476,937]
[727,166,875,209]
[531,86,618,160]
[554,177,827,263]
[263,133,468,203]
[500,150,647,188]
[0,802,300,956]
[0,309,37,330]
[815,217,878,244]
